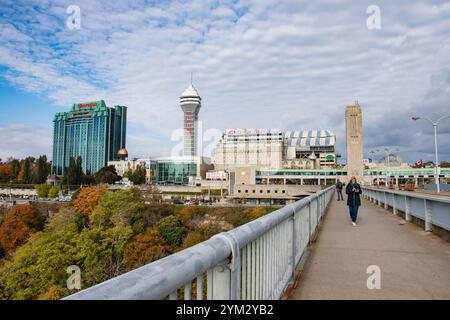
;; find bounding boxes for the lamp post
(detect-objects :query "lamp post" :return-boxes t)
[412,115,450,193]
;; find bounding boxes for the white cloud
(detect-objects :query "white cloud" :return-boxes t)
[0,0,450,162]
[0,124,52,160]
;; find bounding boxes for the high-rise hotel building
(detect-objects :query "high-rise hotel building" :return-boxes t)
[52,100,127,175]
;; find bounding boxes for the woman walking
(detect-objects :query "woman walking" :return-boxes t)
[346,177,362,226]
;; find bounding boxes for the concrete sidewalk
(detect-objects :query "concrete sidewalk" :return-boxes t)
[289,197,450,299]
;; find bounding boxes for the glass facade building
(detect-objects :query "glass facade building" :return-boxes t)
[156,161,197,184]
[52,100,127,175]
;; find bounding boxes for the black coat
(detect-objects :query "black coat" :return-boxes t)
[346,183,362,207]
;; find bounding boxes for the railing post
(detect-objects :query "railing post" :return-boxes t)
[424,200,432,232]
[384,192,388,209]
[210,260,231,299]
[290,209,296,282]
[405,196,412,222]
[308,200,312,246]
[393,193,398,215]
[211,233,241,300]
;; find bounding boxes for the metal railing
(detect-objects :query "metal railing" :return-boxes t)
[64,186,335,300]
[362,187,450,232]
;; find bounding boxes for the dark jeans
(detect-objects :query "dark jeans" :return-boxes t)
[349,206,359,222]
[337,189,343,201]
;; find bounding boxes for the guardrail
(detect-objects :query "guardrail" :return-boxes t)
[362,187,450,232]
[64,186,335,300]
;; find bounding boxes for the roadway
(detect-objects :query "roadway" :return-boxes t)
[289,196,450,299]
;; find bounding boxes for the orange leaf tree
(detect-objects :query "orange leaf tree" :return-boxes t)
[0,204,46,253]
[73,186,103,216]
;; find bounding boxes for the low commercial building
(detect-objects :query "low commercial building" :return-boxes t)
[108,154,157,184]
[228,166,326,205]
[154,156,213,185]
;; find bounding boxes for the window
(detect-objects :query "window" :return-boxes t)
[238,190,241,193]
[282,190,286,194]
[267,190,271,193]
[260,190,263,193]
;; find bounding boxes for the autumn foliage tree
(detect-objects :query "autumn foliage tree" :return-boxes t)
[73,186,103,216]
[0,205,46,253]
[124,227,171,269]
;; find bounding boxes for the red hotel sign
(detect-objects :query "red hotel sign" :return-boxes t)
[77,102,97,108]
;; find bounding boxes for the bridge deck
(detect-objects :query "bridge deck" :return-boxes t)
[289,197,450,299]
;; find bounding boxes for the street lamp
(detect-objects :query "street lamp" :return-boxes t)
[411,115,450,193]
[384,148,390,187]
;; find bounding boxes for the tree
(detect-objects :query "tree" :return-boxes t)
[0,163,12,183]
[124,227,171,270]
[35,184,51,198]
[0,208,134,300]
[73,186,103,216]
[156,216,186,247]
[10,159,21,180]
[90,189,144,228]
[22,158,32,184]
[32,155,50,184]
[129,165,146,185]
[0,204,46,253]
[48,186,59,199]
[65,156,83,186]
[94,165,120,184]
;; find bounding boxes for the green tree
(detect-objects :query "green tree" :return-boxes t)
[65,156,83,186]
[129,165,146,185]
[48,186,59,199]
[90,189,144,229]
[156,216,186,247]
[22,158,32,184]
[35,184,51,198]
[32,155,50,184]
[94,165,120,184]
[10,159,21,180]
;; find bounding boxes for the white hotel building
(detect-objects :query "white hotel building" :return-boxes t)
[213,129,284,170]
[213,129,336,170]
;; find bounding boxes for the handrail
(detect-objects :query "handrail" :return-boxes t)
[362,186,450,204]
[64,186,335,300]
[362,186,450,232]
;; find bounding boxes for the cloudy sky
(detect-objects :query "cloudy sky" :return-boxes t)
[0,0,449,164]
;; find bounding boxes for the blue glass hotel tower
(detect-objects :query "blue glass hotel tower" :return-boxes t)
[52,101,127,175]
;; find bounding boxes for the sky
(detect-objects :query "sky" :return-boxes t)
[0,0,450,164]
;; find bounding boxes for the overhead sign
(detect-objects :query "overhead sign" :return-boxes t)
[77,102,98,108]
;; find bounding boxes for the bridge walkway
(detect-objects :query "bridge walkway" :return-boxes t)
[289,197,450,299]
